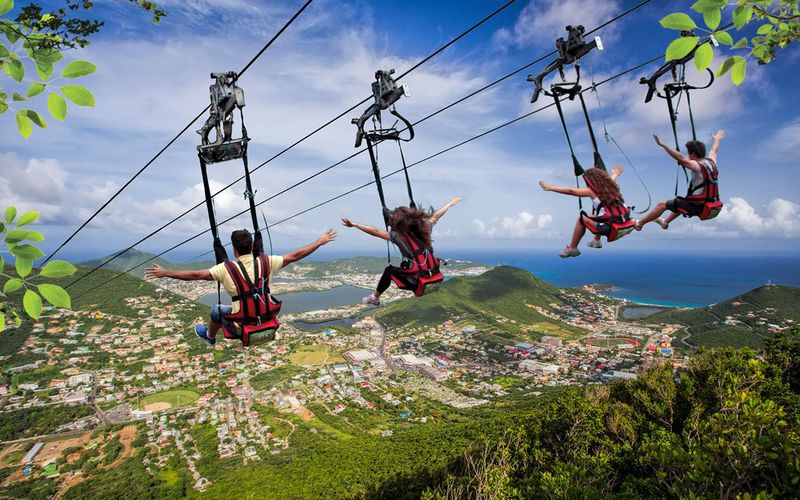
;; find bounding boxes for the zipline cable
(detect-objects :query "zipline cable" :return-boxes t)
[67,0,654,288]
[69,53,662,301]
[63,0,523,288]
[42,0,316,265]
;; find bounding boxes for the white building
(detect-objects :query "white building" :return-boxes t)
[68,373,93,386]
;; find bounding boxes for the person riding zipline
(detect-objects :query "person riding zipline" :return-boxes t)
[540,166,629,258]
[341,196,462,306]
[635,129,725,230]
[587,164,624,249]
[144,228,337,346]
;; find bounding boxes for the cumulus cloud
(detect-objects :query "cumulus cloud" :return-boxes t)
[761,120,800,160]
[717,197,800,238]
[0,154,119,227]
[473,211,554,238]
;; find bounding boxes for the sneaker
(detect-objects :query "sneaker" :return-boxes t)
[194,325,216,346]
[634,220,643,231]
[362,295,381,306]
[657,218,669,230]
[559,247,581,258]
[587,239,602,249]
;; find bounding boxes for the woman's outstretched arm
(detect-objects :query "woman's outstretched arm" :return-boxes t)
[341,218,390,240]
[539,181,594,198]
[429,196,462,225]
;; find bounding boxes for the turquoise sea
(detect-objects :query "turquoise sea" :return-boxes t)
[455,251,800,308]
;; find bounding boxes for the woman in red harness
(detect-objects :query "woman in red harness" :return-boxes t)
[341,196,461,306]
[540,166,631,258]
[635,129,724,230]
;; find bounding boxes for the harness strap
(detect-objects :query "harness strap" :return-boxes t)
[577,91,605,171]
[664,86,689,196]
[398,141,416,209]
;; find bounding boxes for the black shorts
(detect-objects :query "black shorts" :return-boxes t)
[666,197,703,216]
[593,222,612,236]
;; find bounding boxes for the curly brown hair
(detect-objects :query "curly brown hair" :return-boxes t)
[583,168,623,206]
[387,206,434,250]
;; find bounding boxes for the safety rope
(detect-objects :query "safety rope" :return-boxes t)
[397,141,416,209]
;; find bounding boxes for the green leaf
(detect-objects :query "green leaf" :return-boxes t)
[4,59,23,82]
[15,112,32,138]
[47,92,66,121]
[12,91,26,102]
[757,24,773,35]
[666,36,700,61]
[703,9,721,30]
[3,22,20,44]
[26,83,46,98]
[694,42,714,72]
[0,101,7,114]
[16,210,38,226]
[717,57,736,76]
[714,31,733,46]
[659,13,698,30]
[0,43,8,58]
[0,312,4,332]
[732,37,747,49]
[31,49,63,64]
[15,257,32,278]
[23,289,42,319]
[37,283,71,309]
[22,109,47,128]
[24,230,44,242]
[39,260,77,278]
[36,62,53,81]
[733,6,753,30]
[731,57,747,85]
[10,244,44,260]
[691,0,726,13]
[0,0,12,17]
[61,60,96,78]
[4,206,16,225]
[4,228,28,243]
[60,85,95,107]
[3,278,23,294]
[0,254,4,269]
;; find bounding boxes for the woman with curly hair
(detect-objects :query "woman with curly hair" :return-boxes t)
[540,165,629,258]
[342,196,462,306]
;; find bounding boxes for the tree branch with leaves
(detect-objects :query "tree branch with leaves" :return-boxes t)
[661,0,800,85]
[1,205,78,331]
[0,0,164,137]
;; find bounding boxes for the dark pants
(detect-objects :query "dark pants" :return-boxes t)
[377,265,419,294]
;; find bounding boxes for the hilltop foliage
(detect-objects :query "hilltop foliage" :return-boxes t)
[377,266,584,340]
[424,328,800,499]
[646,285,800,349]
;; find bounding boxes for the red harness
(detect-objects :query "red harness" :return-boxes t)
[681,158,723,220]
[221,255,282,347]
[581,178,635,242]
[391,233,444,297]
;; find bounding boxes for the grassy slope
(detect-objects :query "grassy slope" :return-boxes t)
[646,285,800,349]
[376,266,584,340]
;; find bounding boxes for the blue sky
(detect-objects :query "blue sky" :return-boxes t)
[1,0,799,263]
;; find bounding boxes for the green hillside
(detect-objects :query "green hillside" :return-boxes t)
[78,248,215,278]
[645,285,800,349]
[376,266,585,341]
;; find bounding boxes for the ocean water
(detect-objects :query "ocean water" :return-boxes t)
[198,285,371,313]
[454,251,800,308]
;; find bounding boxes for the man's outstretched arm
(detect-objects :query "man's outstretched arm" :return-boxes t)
[709,129,725,162]
[144,265,213,281]
[282,230,337,266]
[653,134,698,171]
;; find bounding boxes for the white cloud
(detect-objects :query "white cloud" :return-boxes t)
[718,197,800,238]
[761,120,800,160]
[472,211,554,238]
[494,0,621,49]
